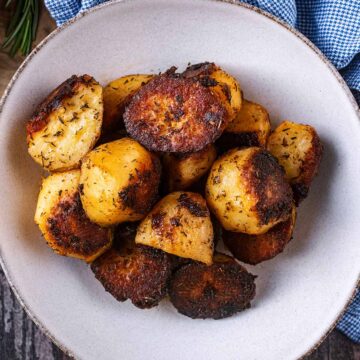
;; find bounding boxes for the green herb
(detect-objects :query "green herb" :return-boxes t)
[2,0,40,57]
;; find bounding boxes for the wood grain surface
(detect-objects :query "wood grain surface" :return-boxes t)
[0,3,359,360]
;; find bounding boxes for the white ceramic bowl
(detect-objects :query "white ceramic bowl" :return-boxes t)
[0,1,359,359]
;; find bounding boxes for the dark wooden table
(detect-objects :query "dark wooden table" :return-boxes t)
[0,4,359,360]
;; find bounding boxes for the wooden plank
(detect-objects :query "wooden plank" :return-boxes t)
[328,331,360,360]
[0,2,56,95]
[0,6,20,94]
[0,268,70,359]
[306,335,329,360]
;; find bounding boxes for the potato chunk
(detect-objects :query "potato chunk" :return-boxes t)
[217,99,271,151]
[80,138,161,227]
[135,192,214,265]
[169,253,256,319]
[267,121,323,203]
[206,147,293,235]
[91,223,172,309]
[223,204,296,264]
[103,74,154,132]
[123,67,228,153]
[182,62,242,121]
[209,68,242,119]
[34,170,113,262]
[27,75,103,172]
[162,144,217,192]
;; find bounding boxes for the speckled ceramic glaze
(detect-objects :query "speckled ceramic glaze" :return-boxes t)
[0,1,359,359]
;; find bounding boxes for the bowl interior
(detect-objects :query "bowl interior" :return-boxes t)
[0,1,359,359]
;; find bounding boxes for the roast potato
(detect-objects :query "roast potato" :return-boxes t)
[162,144,217,192]
[103,74,154,132]
[34,170,113,262]
[79,137,161,227]
[182,62,242,121]
[91,223,172,309]
[206,147,293,235]
[169,253,256,319]
[135,192,214,265]
[223,204,296,264]
[209,67,242,120]
[123,67,229,153]
[27,75,103,172]
[217,99,271,151]
[267,121,323,203]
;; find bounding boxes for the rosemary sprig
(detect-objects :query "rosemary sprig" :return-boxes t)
[2,0,40,57]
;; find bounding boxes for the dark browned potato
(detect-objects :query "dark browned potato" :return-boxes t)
[136,192,214,265]
[80,138,161,227]
[102,74,154,133]
[27,75,103,172]
[267,121,323,204]
[123,67,229,153]
[169,253,256,319]
[162,144,217,192]
[34,170,113,263]
[223,204,296,265]
[91,223,173,309]
[217,99,271,152]
[206,147,293,235]
[182,62,242,122]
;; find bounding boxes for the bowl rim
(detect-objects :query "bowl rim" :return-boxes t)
[0,0,359,359]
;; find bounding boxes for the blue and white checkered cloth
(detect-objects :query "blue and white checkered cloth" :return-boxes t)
[44,0,360,343]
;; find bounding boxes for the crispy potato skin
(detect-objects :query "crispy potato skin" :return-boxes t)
[169,253,256,319]
[267,121,323,204]
[103,74,154,133]
[206,147,293,234]
[27,75,103,171]
[91,224,172,309]
[80,138,161,226]
[182,62,242,121]
[135,192,214,265]
[208,69,242,120]
[217,99,271,152]
[223,204,296,264]
[181,62,218,78]
[123,69,228,152]
[162,144,217,192]
[34,170,112,263]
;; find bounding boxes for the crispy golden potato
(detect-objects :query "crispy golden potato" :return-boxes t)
[182,63,233,120]
[27,75,103,172]
[169,253,256,319]
[162,144,217,192]
[103,74,154,132]
[209,68,242,119]
[80,138,161,227]
[267,121,323,203]
[123,67,228,153]
[182,62,242,121]
[217,99,271,152]
[91,223,172,309]
[223,204,296,264]
[206,147,293,235]
[34,170,113,263]
[135,192,214,265]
